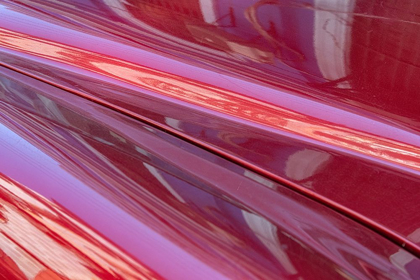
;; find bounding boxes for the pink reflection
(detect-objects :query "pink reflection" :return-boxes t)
[1,29,420,173]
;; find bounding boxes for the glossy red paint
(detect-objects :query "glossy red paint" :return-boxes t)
[1,26,418,172]
[0,66,417,279]
[2,0,420,278]
[1,1,419,173]
[1,0,420,258]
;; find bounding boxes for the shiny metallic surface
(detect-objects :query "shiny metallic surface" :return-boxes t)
[1,0,420,278]
[0,64,418,279]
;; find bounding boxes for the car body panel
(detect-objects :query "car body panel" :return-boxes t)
[2,0,420,278]
[0,65,418,279]
[1,0,420,257]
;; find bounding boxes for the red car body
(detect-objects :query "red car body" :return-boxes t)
[0,0,420,279]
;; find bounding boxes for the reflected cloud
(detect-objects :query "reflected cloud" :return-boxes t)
[285,149,331,181]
